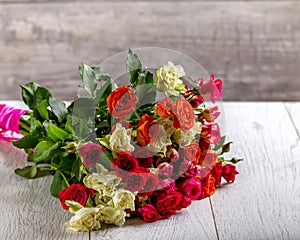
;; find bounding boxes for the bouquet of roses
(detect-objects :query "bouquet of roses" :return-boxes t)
[0,50,241,232]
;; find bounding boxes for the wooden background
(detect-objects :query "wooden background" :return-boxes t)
[0,0,299,101]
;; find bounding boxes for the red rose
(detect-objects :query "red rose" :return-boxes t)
[184,142,201,163]
[199,150,218,169]
[222,164,239,183]
[199,138,211,152]
[111,152,139,177]
[211,162,223,186]
[176,195,192,211]
[137,114,159,146]
[78,142,105,169]
[156,97,175,118]
[125,172,147,192]
[139,204,161,223]
[155,190,182,212]
[178,177,202,200]
[132,148,154,168]
[58,184,94,210]
[111,120,132,132]
[107,86,138,118]
[173,98,195,132]
[199,173,216,199]
[189,95,204,108]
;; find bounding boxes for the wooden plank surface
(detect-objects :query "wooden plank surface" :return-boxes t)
[0,101,88,240]
[210,102,300,239]
[285,103,300,139]
[0,2,299,101]
[92,200,217,240]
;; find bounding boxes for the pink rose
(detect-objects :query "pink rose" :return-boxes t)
[201,123,221,145]
[198,75,222,103]
[178,177,202,200]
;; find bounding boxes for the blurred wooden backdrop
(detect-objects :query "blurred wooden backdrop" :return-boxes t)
[0,0,299,101]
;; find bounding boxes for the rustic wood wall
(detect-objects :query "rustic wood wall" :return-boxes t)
[0,1,299,101]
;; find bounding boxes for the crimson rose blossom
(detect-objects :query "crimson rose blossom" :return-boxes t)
[78,142,105,168]
[58,184,94,210]
[211,162,223,186]
[107,86,138,118]
[111,152,139,177]
[222,164,239,183]
[132,148,154,168]
[140,172,159,195]
[139,204,161,223]
[155,190,182,213]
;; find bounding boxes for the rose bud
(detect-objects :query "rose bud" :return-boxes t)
[158,162,173,177]
[166,147,179,162]
[189,95,204,108]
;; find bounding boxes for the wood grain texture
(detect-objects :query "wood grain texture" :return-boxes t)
[0,102,88,239]
[210,102,300,239]
[0,2,299,101]
[285,102,300,139]
[91,200,217,240]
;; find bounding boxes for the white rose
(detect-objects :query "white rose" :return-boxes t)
[66,207,101,232]
[154,61,186,96]
[109,123,134,155]
[83,172,122,191]
[98,206,127,227]
[113,188,136,211]
[157,118,175,137]
[147,125,172,154]
[174,122,202,147]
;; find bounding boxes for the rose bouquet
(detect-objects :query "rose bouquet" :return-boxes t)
[0,50,241,232]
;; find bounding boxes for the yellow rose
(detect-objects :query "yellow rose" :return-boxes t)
[66,207,101,232]
[98,206,127,226]
[154,61,186,96]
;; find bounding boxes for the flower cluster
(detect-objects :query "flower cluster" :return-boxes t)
[1,50,241,232]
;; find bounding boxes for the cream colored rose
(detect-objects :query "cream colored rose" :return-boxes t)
[154,61,186,96]
[83,171,122,191]
[148,125,172,154]
[109,123,134,156]
[157,118,175,137]
[174,122,202,147]
[98,206,127,226]
[113,188,136,211]
[66,207,101,232]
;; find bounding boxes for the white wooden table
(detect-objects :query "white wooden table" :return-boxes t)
[0,101,299,240]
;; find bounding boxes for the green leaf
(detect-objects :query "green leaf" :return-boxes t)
[72,98,96,118]
[33,141,59,163]
[79,63,97,97]
[126,49,142,87]
[50,171,69,198]
[71,157,82,180]
[48,124,70,141]
[94,80,112,106]
[100,150,113,170]
[49,98,68,123]
[37,100,49,120]
[213,136,226,152]
[12,129,40,149]
[15,165,37,179]
[21,82,40,109]
[33,87,52,107]
[92,66,111,82]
